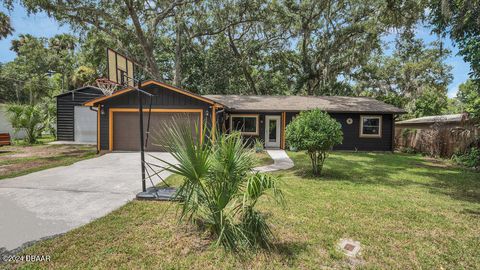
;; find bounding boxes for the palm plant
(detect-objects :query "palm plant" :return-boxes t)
[6,103,45,144]
[151,121,284,251]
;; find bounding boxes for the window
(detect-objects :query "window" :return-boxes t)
[230,114,259,135]
[360,115,382,138]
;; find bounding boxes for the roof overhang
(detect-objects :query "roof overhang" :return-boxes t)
[83,80,225,107]
[55,86,103,98]
[225,108,407,114]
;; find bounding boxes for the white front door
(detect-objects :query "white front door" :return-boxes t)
[265,115,281,148]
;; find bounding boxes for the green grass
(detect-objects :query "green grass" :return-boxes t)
[7,152,480,269]
[11,135,56,146]
[253,151,274,167]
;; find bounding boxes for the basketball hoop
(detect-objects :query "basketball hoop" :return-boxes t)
[96,78,120,96]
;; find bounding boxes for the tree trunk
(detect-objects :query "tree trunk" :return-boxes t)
[124,0,161,80]
[227,28,260,95]
[301,26,315,95]
[309,150,327,176]
[173,15,182,87]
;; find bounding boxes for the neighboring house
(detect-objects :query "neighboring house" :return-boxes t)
[56,86,104,143]
[82,80,406,152]
[395,113,479,157]
[0,103,26,140]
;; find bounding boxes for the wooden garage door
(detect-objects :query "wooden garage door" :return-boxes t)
[112,111,201,151]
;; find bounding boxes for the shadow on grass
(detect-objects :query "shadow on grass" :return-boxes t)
[288,151,480,204]
[271,241,309,258]
[233,241,309,267]
[461,208,480,218]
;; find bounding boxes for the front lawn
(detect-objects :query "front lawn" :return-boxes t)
[0,142,98,180]
[8,152,480,269]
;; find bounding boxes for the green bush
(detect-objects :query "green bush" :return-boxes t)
[151,124,284,251]
[6,103,46,144]
[399,147,416,154]
[452,147,480,169]
[254,138,264,153]
[286,109,343,176]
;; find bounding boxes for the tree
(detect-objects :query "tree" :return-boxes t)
[354,28,452,118]
[6,103,46,144]
[48,34,77,90]
[406,86,448,118]
[281,0,425,96]
[286,109,343,175]
[71,66,97,88]
[355,29,452,98]
[0,12,13,40]
[445,97,464,114]
[6,34,53,104]
[457,79,480,118]
[428,0,480,83]
[21,0,188,81]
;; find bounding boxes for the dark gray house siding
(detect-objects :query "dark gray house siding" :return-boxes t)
[97,84,214,151]
[225,111,282,146]
[227,111,394,151]
[331,113,393,151]
[56,87,103,141]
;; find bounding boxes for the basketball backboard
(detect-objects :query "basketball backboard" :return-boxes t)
[107,48,137,87]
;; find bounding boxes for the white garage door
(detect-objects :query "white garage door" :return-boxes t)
[74,106,97,143]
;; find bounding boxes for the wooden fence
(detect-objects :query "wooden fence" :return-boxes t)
[395,122,479,158]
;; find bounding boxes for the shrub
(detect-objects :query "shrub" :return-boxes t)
[6,103,45,144]
[452,147,480,169]
[151,123,284,251]
[399,147,416,154]
[286,109,343,176]
[254,138,264,153]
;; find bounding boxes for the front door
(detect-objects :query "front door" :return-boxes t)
[265,115,281,148]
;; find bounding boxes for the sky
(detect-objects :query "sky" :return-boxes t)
[0,4,472,98]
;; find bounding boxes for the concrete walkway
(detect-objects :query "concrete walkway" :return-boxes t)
[254,149,294,172]
[48,140,95,145]
[0,152,175,252]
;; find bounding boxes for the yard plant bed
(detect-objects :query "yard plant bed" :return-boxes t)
[7,152,480,269]
[0,143,97,180]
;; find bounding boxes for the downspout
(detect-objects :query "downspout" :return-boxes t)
[89,105,100,154]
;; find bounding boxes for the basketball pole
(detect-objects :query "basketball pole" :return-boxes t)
[123,77,152,193]
[137,81,147,193]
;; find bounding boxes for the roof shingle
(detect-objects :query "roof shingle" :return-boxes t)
[396,114,468,125]
[203,95,406,114]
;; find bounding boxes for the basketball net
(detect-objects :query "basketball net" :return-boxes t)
[95,78,120,96]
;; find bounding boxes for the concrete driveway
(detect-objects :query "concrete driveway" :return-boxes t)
[0,152,175,251]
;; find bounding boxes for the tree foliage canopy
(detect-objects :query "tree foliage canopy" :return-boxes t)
[457,80,480,118]
[0,0,477,123]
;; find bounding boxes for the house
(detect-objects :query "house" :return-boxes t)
[81,80,406,152]
[395,113,478,157]
[56,86,104,143]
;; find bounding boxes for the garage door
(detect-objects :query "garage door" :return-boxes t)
[74,106,97,143]
[112,111,200,151]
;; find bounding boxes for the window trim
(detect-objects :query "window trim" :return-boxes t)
[229,114,260,136]
[359,115,382,138]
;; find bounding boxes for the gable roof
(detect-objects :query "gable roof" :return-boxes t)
[396,113,468,125]
[55,86,104,98]
[203,95,406,114]
[83,80,224,107]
